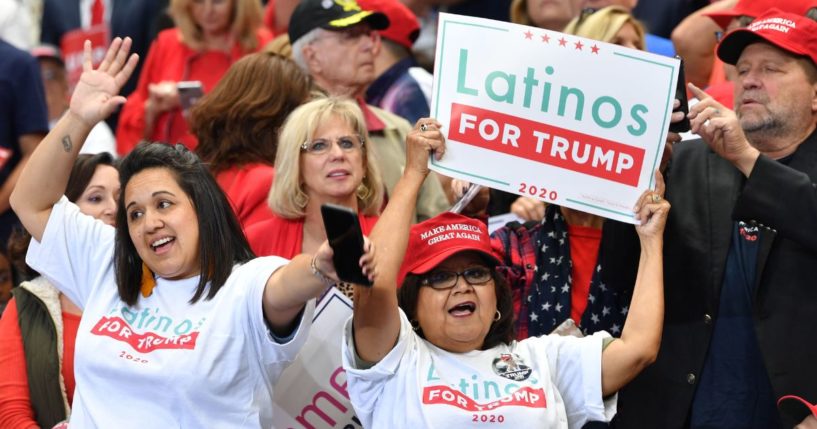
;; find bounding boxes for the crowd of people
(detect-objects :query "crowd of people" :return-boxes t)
[0,0,816,428]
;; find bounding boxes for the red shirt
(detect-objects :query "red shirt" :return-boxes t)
[116,28,272,154]
[246,213,380,259]
[567,224,602,324]
[215,163,276,231]
[0,297,79,428]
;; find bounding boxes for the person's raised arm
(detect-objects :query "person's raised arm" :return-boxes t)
[10,38,138,241]
[600,171,669,396]
[261,243,370,336]
[353,118,445,363]
[687,83,760,176]
[670,0,736,88]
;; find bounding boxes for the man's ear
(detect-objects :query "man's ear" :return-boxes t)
[372,31,382,57]
[302,43,322,74]
[811,81,817,114]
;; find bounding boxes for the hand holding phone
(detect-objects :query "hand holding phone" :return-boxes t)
[177,80,204,114]
[669,56,691,134]
[321,204,372,286]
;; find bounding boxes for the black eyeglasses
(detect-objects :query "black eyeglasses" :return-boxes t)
[420,267,493,290]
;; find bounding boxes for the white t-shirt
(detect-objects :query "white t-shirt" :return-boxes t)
[27,197,315,428]
[342,310,615,428]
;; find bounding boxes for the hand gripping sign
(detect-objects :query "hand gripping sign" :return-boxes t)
[429,13,680,224]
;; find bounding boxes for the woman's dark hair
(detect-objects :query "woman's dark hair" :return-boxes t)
[397,264,515,350]
[191,52,312,174]
[65,152,117,201]
[7,153,117,283]
[115,143,254,306]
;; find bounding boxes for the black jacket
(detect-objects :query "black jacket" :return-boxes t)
[614,130,817,428]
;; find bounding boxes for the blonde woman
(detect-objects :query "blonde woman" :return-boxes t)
[245,97,384,298]
[116,0,272,154]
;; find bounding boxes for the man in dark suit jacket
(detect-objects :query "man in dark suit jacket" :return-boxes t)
[40,0,164,129]
[614,9,817,429]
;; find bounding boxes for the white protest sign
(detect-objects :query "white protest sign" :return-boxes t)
[272,288,362,429]
[429,13,680,224]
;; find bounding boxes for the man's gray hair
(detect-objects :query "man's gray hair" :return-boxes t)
[291,27,326,72]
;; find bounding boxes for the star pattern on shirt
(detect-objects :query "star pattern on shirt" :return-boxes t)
[511,205,628,339]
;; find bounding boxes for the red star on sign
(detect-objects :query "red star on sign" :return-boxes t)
[574,40,584,50]
[541,34,550,43]
[524,30,533,39]
[558,37,567,47]
[591,44,600,54]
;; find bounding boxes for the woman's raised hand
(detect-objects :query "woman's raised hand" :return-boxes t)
[633,170,670,241]
[405,118,445,178]
[69,37,139,127]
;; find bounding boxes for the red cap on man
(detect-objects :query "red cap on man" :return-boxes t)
[357,0,420,50]
[396,212,500,287]
[705,0,815,29]
[717,8,817,66]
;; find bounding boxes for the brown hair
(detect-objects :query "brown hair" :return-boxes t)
[170,0,264,52]
[191,52,312,174]
[510,0,533,26]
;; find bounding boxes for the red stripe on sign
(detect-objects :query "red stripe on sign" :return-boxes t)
[448,103,644,186]
[423,385,547,411]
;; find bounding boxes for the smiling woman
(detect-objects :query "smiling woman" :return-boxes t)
[10,38,369,428]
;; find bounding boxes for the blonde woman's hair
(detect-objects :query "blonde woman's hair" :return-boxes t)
[269,97,384,219]
[170,0,264,52]
[563,6,646,50]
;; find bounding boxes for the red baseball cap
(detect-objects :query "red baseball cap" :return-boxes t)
[704,0,778,29]
[397,212,500,287]
[778,395,817,421]
[717,8,817,66]
[357,0,420,50]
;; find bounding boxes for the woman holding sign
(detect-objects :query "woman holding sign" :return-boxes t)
[342,118,669,427]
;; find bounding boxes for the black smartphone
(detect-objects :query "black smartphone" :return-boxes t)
[669,56,691,133]
[320,203,372,286]
[177,80,204,113]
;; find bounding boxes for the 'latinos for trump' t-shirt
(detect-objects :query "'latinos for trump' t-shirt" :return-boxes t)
[27,197,315,428]
[342,309,615,428]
